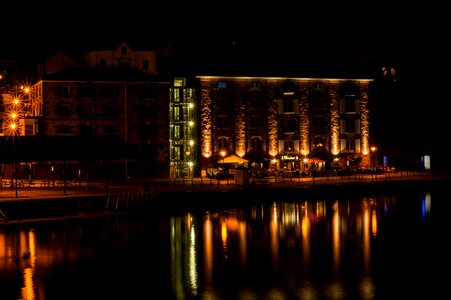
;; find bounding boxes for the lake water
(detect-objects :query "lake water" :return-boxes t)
[0,183,447,300]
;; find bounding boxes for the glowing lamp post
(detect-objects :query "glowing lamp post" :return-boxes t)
[9,122,19,198]
[185,151,191,178]
[370,146,377,170]
[220,150,227,166]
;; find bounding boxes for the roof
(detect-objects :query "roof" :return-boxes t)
[42,66,160,82]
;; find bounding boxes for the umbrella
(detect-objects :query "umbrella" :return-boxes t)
[222,154,249,164]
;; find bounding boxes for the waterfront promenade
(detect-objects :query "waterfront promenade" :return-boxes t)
[0,170,447,202]
[0,170,449,224]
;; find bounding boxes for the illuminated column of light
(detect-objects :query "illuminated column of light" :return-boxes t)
[235,90,246,156]
[267,82,279,156]
[200,80,212,158]
[329,87,340,155]
[299,90,310,155]
[360,85,370,159]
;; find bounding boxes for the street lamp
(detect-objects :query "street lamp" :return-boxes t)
[220,150,227,167]
[185,150,191,178]
[370,146,377,170]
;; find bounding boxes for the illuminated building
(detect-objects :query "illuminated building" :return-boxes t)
[196,76,372,173]
[1,43,170,178]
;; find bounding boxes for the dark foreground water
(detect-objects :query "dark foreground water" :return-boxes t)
[0,183,448,300]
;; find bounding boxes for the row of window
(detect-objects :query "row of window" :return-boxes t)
[56,84,157,100]
[213,116,359,134]
[53,123,159,138]
[215,81,326,91]
[52,103,158,119]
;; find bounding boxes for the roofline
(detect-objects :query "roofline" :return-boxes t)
[195,75,374,82]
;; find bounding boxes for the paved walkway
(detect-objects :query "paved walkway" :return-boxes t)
[0,170,447,202]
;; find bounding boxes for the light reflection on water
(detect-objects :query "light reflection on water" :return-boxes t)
[0,188,442,300]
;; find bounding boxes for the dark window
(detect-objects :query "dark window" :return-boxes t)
[137,106,157,118]
[102,85,119,98]
[56,104,71,115]
[103,125,119,135]
[251,136,262,149]
[80,124,95,136]
[345,120,356,133]
[78,84,95,99]
[57,85,71,97]
[142,60,149,71]
[281,119,297,133]
[56,125,72,134]
[249,116,265,128]
[139,124,157,139]
[78,103,95,117]
[218,137,228,148]
[345,98,356,112]
[217,116,230,128]
[346,139,355,151]
[311,117,326,128]
[104,104,118,119]
[140,86,156,100]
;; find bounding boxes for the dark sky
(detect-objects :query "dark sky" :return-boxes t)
[1,3,446,87]
[2,3,442,62]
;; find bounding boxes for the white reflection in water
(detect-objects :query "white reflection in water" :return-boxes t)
[422,192,431,217]
[189,217,198,296]
[171,215,199,298]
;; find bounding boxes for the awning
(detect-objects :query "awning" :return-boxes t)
[221,154,249,164]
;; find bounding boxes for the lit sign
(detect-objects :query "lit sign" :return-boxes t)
[281,155,299,160]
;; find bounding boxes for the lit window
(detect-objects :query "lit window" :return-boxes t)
[217,81,227,89]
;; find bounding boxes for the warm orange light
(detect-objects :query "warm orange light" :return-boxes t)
[220,150,226,157]
[13,98,20,105]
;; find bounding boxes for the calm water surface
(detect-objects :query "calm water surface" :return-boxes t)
[0,186,447,300]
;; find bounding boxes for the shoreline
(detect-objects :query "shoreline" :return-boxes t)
[0,172,449,225]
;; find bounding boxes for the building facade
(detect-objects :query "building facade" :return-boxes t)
[1,42,376,180]
[196,76,373,175]
[1,43,170,180]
